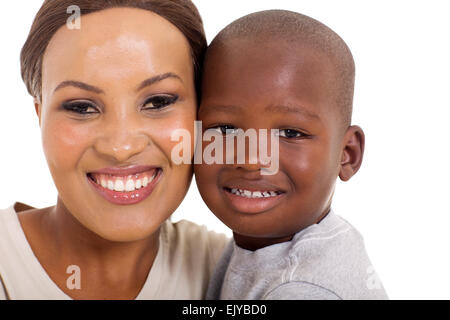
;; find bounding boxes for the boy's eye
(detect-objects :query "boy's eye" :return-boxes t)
[142,94,179,110]
[278,129,305,139]
[62,101,99,115]
[209,125,239,135]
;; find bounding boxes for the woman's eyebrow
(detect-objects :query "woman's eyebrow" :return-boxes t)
[53,73,182,95]
[136,72,183,91]
[54,80,104,94]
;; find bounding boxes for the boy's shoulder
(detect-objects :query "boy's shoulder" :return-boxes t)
[270,210,387,299]
[289,209,363,260]
[211,210,388,300]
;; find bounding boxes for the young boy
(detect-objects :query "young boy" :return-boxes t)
[194,10,388,299]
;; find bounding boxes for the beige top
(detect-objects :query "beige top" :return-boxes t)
[0,204,229,300]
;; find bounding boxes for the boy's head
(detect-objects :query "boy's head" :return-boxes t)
[194,10,365,250]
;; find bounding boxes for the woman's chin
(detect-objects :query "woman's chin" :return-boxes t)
[90,216,164,243]
[63,203,167,243]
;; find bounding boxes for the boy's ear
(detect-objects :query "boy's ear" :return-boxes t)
[339,125,365,181]
[34,97,42,126]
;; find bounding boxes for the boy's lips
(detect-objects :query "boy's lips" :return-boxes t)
[221,180,286,214]
[87,165,162,205]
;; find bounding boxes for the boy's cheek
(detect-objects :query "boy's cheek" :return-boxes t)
[194,162,221,180]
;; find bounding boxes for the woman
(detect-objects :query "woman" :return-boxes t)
[0,0,228,300]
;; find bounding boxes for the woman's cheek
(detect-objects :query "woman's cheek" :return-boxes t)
[150,110,196,164]
[41,118,92,170]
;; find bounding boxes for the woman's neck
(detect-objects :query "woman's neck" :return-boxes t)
[17,198,160,299]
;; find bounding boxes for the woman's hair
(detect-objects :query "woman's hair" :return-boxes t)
[21,0,206,101]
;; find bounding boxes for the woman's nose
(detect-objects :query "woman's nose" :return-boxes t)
[94,122,150,163]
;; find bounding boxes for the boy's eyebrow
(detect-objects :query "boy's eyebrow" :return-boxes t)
[265,104,321,120]
[200,104,321,120]
[199,104,241,115]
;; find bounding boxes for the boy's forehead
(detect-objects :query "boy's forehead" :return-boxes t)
[202,38,336,111]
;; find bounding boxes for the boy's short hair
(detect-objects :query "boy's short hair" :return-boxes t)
[205,9,355,129]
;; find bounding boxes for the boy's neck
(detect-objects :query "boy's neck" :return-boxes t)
[232,208,332,251]
[233,233,294,251]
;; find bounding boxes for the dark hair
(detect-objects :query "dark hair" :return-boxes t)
[21,0,206,101]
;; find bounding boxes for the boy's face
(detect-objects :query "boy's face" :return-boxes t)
[195,39,350,246]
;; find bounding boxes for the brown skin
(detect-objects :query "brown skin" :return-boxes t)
[18,8,197,299]
[194,39,364,251]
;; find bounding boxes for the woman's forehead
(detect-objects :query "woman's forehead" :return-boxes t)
[41,8,192,91]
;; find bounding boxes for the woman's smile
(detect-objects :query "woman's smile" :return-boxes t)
[87,166,163,205]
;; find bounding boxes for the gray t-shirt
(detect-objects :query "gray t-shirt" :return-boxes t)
[206,209,388,300]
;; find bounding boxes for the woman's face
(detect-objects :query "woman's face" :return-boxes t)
[39,8,196,241]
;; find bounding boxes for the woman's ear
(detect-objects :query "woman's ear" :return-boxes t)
[339,125,365,181]
[34,97,42,126]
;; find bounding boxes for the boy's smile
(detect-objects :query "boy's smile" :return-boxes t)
[195,38,362,250]
[220,172,288,214]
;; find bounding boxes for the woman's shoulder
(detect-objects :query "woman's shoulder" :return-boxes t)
[165,219,230,245]
[161,219,231,271]
[0,205,17,300]
[0,203,36,300]
[0,203,46,248]
[162,219,230,255]
[0,202,39,226]
[0,203,23,236]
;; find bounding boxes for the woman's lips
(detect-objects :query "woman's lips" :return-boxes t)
[222,186,285,214]
[87,166,162,205]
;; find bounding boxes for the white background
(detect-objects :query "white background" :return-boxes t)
[1,0,449,299]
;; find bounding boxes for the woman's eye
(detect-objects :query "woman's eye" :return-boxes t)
[62,101,99,115]
[210,125,239,135]
[278,129,305,139]
[142,94,179,110]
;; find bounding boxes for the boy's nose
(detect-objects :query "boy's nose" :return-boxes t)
[229,130,274,173]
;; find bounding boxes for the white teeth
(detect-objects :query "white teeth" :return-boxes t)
[94,170,159,192]
[229,188,280,198]
[107,180,114,191]
[252,191,263,198]
[114,180,125,192]
[135,179,142,189]
[143,176,149,187]
[125,179,135,192]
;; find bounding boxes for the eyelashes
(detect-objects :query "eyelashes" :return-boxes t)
[142,94,179,111]
[277,129,307,139]
[209,125,239,135]
[62,100,98,115]
[207,125,309,140]
[60,94,179,117]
